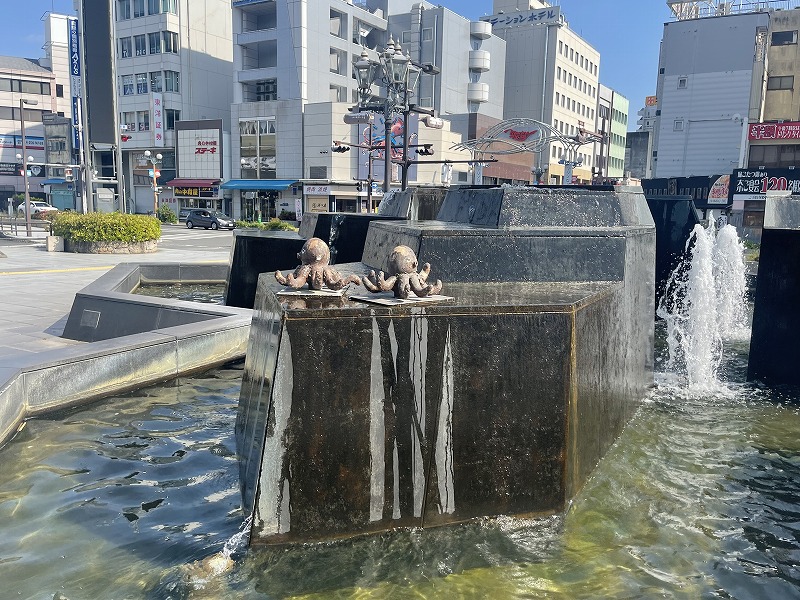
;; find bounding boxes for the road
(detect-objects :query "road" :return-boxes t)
[158,223,236,253]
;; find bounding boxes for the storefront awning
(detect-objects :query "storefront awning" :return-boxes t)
[41,178,66,185]
[164,178,220,187]
[220,179,298,191]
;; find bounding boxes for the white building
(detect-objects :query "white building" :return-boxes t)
[651,7,768,177]
[113,0,234,213]
[489,0,601,184]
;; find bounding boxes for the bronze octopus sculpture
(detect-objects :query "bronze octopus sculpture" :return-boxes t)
[362,245,442,299]
[275,237,361,291]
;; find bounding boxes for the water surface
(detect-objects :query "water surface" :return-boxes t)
[1,333,800,599]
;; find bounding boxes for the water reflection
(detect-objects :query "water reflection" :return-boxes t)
[2,325,800,598]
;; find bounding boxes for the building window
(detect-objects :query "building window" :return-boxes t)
[239,118,276,179]
[134,34,146,56]
[164,0,177,14]
[56,84,63,98]
[401,31,412,43]
[122,74,134,95]
[767,75,794,90]
[117,0,131,20]
[422,27,433,42]
[165,108,180,130]
[771,30,798,46]
[150,71,163,92]
[677,77,688,89]
[256,79,277,101]
[133,0,145,18]
[559,40,563,53]
[121,111,136,132]
[148,0,161,14]
[136,72,148,94]
[137,110,150,131]
[120,37,132,58]
[164,70,179,92]
[330,47,347,75]
[148,32,161,54]
[330,9,345,38]
[162,31,178,53]
[330,84,346,102]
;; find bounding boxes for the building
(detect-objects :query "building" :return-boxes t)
[489,0,601,184]
[625,130,653,180]
[651,6,768,177]
[0,12,73,211]
[595,84,628,181]
[113,0,234,214]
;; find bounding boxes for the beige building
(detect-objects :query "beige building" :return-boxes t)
[0,13,71,209]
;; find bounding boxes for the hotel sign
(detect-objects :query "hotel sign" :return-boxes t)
[748,121,800,141]
[481,7,560,28]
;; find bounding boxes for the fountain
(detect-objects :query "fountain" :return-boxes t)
[236,184,656,545]
[6,202,800,598]
[656,221,749,390]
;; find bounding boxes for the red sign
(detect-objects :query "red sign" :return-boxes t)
[645,95,658,107]
[748,121,800,141]
[504,129,539,142]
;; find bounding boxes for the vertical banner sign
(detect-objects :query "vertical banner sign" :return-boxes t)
[152,93,164,148]
[67,17,82,152]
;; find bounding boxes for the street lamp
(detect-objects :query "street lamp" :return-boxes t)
[18,98,38,237]
[351,41,438,192]
[143,150,162,215]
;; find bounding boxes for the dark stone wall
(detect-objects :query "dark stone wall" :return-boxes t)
[236,279,641,544]
[224,231,306,309]
[748,197,800,385]
[748,228,800,384]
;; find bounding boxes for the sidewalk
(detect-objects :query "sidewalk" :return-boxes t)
[0,236,231,362]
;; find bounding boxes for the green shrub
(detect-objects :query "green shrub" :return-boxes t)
[52,212,161,242]
[156,204,178,224]
[234,218,298,231]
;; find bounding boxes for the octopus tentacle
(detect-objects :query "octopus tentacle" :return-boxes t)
[417,263,432,283]
[309,266,326,290]
[409,273,442,297]
[323,267,361,290]
[285,265,312,288]
[362,270,396,293]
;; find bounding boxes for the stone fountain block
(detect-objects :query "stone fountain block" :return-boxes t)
[225,214,403,309]
[748,196,800,384]
[436,185,652,228]
[236,273,645,545]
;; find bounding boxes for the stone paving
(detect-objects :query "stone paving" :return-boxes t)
[0,233,230,362]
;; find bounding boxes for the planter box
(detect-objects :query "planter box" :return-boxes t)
[46,235,64,252]
[65,239,158,254]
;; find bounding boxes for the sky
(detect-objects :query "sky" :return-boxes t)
[3,0,675,129]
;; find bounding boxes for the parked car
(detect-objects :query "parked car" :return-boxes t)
[18,201,58,217]
[178,207,191,222]
[185,209,235,230]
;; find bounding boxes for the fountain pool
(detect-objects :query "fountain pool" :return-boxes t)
[1,322,799,599]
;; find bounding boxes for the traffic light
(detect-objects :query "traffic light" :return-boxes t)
[331,142,351,153]
[416,144,434,156]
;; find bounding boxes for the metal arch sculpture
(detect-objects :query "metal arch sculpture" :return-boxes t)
[450,117,603,184]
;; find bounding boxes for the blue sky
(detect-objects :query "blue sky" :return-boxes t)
[4,0,674,126]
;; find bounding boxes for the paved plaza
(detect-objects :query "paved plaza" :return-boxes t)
[0,225,233,361]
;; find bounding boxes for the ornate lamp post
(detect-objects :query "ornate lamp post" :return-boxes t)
[143,150,162,215]
[351,41,435,193]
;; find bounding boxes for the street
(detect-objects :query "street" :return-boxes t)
[158,223,236,253]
